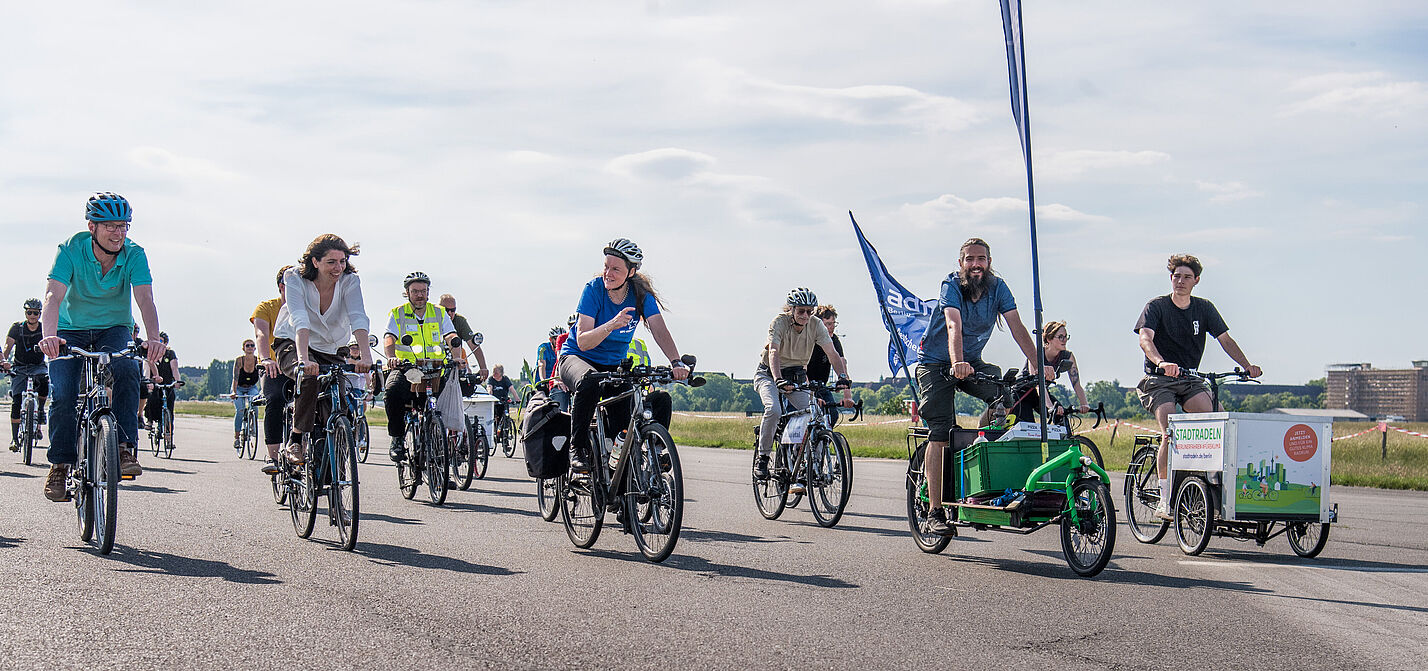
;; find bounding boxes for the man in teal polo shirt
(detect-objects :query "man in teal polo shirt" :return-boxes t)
[37,192,167,502]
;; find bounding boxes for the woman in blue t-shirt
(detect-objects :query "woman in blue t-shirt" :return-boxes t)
[558,238,689,473]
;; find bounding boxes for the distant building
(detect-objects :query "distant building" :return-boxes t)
[1326,361,1428,421]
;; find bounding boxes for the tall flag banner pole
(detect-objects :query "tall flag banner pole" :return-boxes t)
[1000,0,1050,442]
[850,212,929,403]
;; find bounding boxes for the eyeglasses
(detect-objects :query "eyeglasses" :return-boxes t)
[25,310,40,316]
[1054,334,1070,342]
[95,222,130,232]
[444,307,456,314]
[793,308,814,316]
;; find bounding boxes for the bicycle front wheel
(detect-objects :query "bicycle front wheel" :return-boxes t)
[245,414,260,460]
[161,408,175,459]
[1060,478,1116,577]
[329,416,360,551]
[93,414,121,555]
[472,428,490,480]
[355,415,370,463]
[1075,435,1104,470]
[1124,446,1169,544]
[808,432,853,528]
[626,423,683,562]
[906,442,951,554]
[752,447,788,520]
[500,416,517,457]
[20,401,36,466]
[425,416,450,506]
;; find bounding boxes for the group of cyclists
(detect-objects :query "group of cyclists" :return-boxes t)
[8,192,1263,565]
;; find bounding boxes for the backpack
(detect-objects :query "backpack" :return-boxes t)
[521,391,570,479]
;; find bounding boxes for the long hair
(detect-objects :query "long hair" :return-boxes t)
[299,234,359,281]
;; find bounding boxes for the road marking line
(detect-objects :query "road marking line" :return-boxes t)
[1178,561,1428,574]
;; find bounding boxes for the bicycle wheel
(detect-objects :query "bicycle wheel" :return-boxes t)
[451,427,475,491]
[425,415,449,506]
[808,432,853,528]
[752,447,788,520]
[1060,478,1116,577]
[329,416,360,552]
[288,456,318,539]
[1174,476,1215,556]
[1075,435,1104,470]
[1124,446,1169,544]
[560,470,604,549]
[161,408,175,459]
[472,427,490,480]
[355,415,370,463]
[1286,521,1330,558]
[783,443,804,510]
[906,442,952,554]
[500,416,517,457]
[93,414,120,555]
[20,400,36,466]
[537,476,561,522]
[626,423,683,562]
[149,416,162,456]
[246,411,260,460]
[271,472,288,506]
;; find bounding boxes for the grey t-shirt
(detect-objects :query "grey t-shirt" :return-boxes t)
[759,313,833,369]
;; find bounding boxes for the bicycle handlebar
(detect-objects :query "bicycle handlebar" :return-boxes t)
[1154,368,1259,384]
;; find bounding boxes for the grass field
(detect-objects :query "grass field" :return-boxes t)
[176,402,1428,491]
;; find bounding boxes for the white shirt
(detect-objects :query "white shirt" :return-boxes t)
[277,268,370,355]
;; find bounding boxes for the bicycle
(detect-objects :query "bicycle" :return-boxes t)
[279,362,363,551]
[147,380,181,459]
[344,380,371,464]
[458,412,489,489]
[51,345,142,555]
[270,386,295,506]
[977,362,1105,468]
[560,355,704,562]
[529,375,565,522]
[494,399,517,458]
[222,392,262,460]
[7,369,45,466]
[751,380,855,528]
[393,358,459,506]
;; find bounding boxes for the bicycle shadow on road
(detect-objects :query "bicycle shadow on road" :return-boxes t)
[0,470,39,479]
[120,484,187,495]
[357,541,522,576]
[681,527,814,546]
[104,546,282,584]
[584,548,859,589]
[135,465,195,475]
[0,535,25,548]
[360,512,424,526]
[441,499,542,519]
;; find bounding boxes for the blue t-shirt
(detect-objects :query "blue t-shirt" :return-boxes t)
[560,277,660,366]
[48,231,153,331]
[536,341,557,376]
[919,273,1016,365]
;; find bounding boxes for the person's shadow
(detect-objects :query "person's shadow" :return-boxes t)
[357,541,521,576]
[104,546,282,584]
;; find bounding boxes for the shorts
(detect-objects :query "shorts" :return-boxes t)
[915,360,1001,443]
[1136,375,1210,413]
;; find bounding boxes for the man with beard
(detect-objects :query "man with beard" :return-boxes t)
[917,238,1049,536]
[1134,253,1261,519]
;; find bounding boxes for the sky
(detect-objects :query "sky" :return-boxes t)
[1,1,1424,387]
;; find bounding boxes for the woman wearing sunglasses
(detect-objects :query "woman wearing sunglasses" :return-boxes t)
[230,339,263,448]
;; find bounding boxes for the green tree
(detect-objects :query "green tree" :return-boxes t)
[206,359,233,399]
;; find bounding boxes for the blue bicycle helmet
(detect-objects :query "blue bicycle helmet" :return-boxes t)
[85,192,132,223]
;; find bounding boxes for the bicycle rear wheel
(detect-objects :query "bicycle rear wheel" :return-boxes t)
[1124,446,1169,544]
[271,473,288,505]
[20,400,36,466]
[161,408,175,459]
[329,416,360,551]
[451,427,475,491]
[149,417,163,456]
[289,455,318,539]
[500,416,517,457]
[93,414,120,555]
[472,425,490,480]
[355,415,370,463]
[752,447,788,520]
[906,442,952,554]
[626,423,683,562]
[425,415,449,506]
[560,470,603,549]
[245,415,259,460]
[808,432,853,528]
[1286,521,1330,558]
[537,476,561,522]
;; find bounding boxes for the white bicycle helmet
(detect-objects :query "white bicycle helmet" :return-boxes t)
[603,238,643,269]
[786,287,818,307]
[548,326,564,338]
[403,271,431,288]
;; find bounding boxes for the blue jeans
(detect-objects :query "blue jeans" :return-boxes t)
[232,385,260,432]
[48,325,141,465]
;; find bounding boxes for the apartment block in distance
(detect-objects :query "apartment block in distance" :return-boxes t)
[1326,361,1428,421]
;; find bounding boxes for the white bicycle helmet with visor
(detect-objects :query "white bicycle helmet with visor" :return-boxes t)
[603,238,643,269]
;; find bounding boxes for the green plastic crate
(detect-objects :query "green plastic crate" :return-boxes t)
[948,438,1075,498]
[957,506,1014,525]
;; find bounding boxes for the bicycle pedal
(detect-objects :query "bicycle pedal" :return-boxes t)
[120,474,137,481]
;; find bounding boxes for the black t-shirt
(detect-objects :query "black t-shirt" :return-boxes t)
[1133,295,1228,374]
[488,375,513,401]
[137,343,179,384]
[7,322,44,366]
[806,334,844,384]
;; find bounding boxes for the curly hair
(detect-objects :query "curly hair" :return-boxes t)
[299,234,359,281]
[1167,254,1202,277]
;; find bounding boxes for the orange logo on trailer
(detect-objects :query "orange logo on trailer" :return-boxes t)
[1283,424,1318,462]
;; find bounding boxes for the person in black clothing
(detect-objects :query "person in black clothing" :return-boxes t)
[1135,253,1261,518]
[486,364,514,420]
[806,305,854,425]
[4,299,50,448]
[140,332,182,449]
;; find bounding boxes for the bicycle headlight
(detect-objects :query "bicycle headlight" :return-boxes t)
[642,410,653,421]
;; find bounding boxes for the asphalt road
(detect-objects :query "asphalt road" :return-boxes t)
[2,416,1425,670]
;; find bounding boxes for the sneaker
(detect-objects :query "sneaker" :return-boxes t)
[285,441,306,465]
[234,438,242,449]
[44,464,71,502]
[8,440,17,453]
[260,459,281,475]
[1153,501,1172,521]
[753,455,770,480]
[388,436,406,462]
[788,480,806,496]
[119,444,143,477]
[926,507,956,537]
[569,447,591,475]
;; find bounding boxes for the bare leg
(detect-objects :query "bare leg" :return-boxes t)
[1153,403,1174,481]
[926,440,947,510]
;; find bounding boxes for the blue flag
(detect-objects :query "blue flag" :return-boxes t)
[1000,0,1029,164]
[850,213,936,377]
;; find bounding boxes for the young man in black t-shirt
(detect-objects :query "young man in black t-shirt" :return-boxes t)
[1134,254,1262,519]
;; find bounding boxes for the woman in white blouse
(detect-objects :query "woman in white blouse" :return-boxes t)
[273,234,373,463]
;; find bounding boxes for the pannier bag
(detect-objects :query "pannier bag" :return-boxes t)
[521,392,570,479]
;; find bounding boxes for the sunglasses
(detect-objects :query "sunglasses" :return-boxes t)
[244,344,255,348]
[444,307,456,314]
[25,310,40,316]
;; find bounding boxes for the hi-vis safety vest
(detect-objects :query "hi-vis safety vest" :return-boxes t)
[625,337,651,367]
[390,303,447,363]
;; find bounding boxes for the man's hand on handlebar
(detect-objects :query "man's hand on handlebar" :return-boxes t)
[951,361,973,379]
[1041,365,1056,382]
[38,335,65,359]
[1244,364,1263,379]
[1156,361,1181,378]
[775,378,794,392]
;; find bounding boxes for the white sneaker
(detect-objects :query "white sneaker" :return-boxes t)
[789,480,806,496]
[1153,501,1172,521]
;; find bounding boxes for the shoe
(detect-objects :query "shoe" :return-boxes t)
[119,444,143,477]
[38,411,46,425]
[569,447,591,475]
[8,440,17,453]
[388,436,406,462]
[261,459,281,475]
[285,441,306,465]
[754,455,770,480]
[788,480,806,496]
[1153,501,1172,521]
[44,465,71,502]
[926,507,956,537]
[234,438,242,449]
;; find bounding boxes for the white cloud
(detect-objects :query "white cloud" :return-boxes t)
[897,194,1111,228]
[605,148,718,183]
[1195,180,1263,203]
[1280,71,1428,118]
[128,146,242,183]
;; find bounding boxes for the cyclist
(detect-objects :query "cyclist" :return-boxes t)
[140,332,180,450]
[132,324,148,430]
[272,234,373,464]
[382,272,462,462]
[437,293,489,381]
[1006,320,1091,422]
[918,237,1051,535]
[805,304,855,426]
[558,238,687,474]
[230,339,262,448]
[252,265,292,474]
[753,289,851,490]
[1134,253,1261,519]
[536,326,570,410]
[38,192,166,500]
[487,364,514,423]
[4,299,49,450]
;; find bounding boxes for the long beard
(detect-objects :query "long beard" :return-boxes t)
[959,271,989,301]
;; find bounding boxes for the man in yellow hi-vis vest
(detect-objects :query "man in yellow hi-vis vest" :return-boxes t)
[625,337,651,367]
[381,271,462,462]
